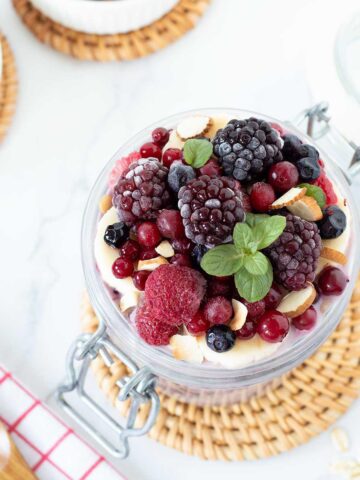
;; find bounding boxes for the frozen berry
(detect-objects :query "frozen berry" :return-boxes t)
[282,134,302,162]
[204,296,233,325]
[136,302,178,345]
[186,310,210,336]
[162,148,182,168]
[298,144,319,161]
[236,319,258,340]
[157,210,185,240]
[268,161,299,193]
[243,299,265,319]
[112,257,134,278]
[172,238,193,254]
[317,266,348,296]
[108,151,141,191]
[152,127,169,148]
[132,270,151,290]
[313,170,337,205]
[168,161,196,193]
[145,265,206,324]
[140,142,162,160]
[296,157,320,181]
[263,284,282,309]
[270,122,285,136]
[170,254,192,267]
[292,306,317,331]
[250,182,276,212]
[139,247,158,260]
[120,240,140,261]
[191,244,208,266]
[137,222,161,248]
[206,324,236,352]
[199,158,222,177]
[257,310,289,343]
[317,205,346,239]
[207,278,232,298]
[104,222,129,249]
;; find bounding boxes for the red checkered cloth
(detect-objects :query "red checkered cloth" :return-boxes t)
[0,365,127,480]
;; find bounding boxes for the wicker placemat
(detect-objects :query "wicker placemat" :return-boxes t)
[0,35,17,143]
[80,276,360,461]
[12,0,210,62]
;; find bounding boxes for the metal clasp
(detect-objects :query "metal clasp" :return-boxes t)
[56,319,160,459]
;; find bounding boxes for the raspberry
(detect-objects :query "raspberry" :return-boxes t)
[108,151,141,191]
[312,170,337,205]
[204,296,233,324]
[135,302,178,345]
[178,175,246,246]
[144,265,207,325]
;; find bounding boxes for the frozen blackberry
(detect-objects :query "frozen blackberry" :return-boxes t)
[212,117,283,182]
[264,214,322,290]
[113,158,171,226]
[178,175,246,246]
[167,161,196,193]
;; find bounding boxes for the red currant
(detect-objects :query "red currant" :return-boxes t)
[186,310,210,336]
[112,257,134,279]
[162,148,182,168]
[138,248,158,260]
[250,182,276,212]
[257,310,289,343]
[132,270,151,291]
[120,240,140,261]
[171,238,193,254]
[140,142,162,160]
[170,254,192,267]
[236,319,258,340]
[156,210,185,240]
[199,158,222,176]
[317,266,348,296]
[268,161,299,193]
[263,284,282,310]
[292,306,317,331]
[152,127,169,148]
[204,296,233,325]
[243,299,265,319]
[137,222,161,248]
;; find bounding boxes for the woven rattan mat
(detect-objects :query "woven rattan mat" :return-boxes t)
[80,276,360,461]
[0,35,17,143]
[12,0,210,62]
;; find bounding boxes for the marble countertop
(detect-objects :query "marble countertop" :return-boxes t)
[1,0,360,478]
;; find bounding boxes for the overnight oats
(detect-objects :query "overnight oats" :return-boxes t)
[94,113,351,369]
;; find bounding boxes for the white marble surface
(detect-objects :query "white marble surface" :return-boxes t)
[1,0,360,478]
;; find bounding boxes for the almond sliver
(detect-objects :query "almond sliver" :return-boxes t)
[176,115,212,140]
[270,187,306,210]
[287,196,323,221]
[137,256,168,271]
[277,283,316,318]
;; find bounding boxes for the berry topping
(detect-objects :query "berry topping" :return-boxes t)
[135,302,178,345]
[257,310,289,343]
[292,306,317,331]
[170,253,192,267]
[132,270,151,291]
[268,161,299,193]
[144,265,207,325]
[172,237,193,254]
[317,205,347,239]
[186,310,210,336]
[236,319,258,340]
[162,148,183,168]
[113,158,171,225]
[250,182,276,212]
[140,142,162,160]
[317,266,348,296]
[152,127,170,148]
[198,158,222,177]
[206,324,236,352]
[312,170,337,205]
[213,117,283,182]
[178,175,246,246]
[156,210,185,240]
[204,296,233,324]
[242,299,266,319]
[167,161,196,193]
[120,239,140,261]
[264,214,322,290]
[112,257,134,279]
[104,222,129,249]
[296,157,321,181]
[263,284,282,310]
[137,222,162,248]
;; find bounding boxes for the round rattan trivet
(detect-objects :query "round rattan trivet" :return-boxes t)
[0,35,17,143]
[12,0,210,62]
[80,276,360,461]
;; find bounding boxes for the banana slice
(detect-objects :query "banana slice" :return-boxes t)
[170,335,204,363]
[176,115,212,140]
[206,114,232,139]
[162,129,185,152]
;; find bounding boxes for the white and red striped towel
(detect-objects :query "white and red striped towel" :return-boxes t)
[0,365,126,480]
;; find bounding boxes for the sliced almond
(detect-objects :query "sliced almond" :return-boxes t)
[137,256,168,271]
[229,299,248,331]
[170,335,204,363]
[277,283,316,318]
[119,290,141,312]
[155,240,175,258]
[162,129,184,152]
[287,195,323,221]
[176,115,212,140]
[206,114,231,139]
[99,194,112,213]
[270,187,306,210]
[321,247,347,265]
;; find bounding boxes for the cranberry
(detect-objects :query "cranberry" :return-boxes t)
[139,248,158,260]
[199,158,222,176]
[236,319,258,340]
[137,222,161,248]
[186,310,210,336]
[170,254,192,267]
[243,299,266,319]
[172,238,193,254]
[112,257,134,279]
[263,284,282,310]
[156,210,185,240]
[140,142,162,160]
[152,127,169,148]
[250,182,276,212]
[317,266,348,296]
[204,296,233,325]
[120,239,140,261]
[257,310,289,343]
[207,278,232,298]
[162,148,182,168]
[292,306,317,331]
[132,270,151,291]
[268,161,299,193]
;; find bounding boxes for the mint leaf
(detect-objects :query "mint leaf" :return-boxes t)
[183,139,213,168]
[244,251,269,275]
[234,259,273,302]
[245,213,270,228]
[233,223,254,251]
[252,215,286,250]
[299,183,326,209]
[200,245,244,276]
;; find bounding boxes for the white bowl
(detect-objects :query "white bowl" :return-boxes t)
[31,0,179,35]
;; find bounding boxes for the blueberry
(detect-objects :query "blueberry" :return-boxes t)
[104,222,129,248]
[167,161,196,193]
[317,205,347,239]
[282,134,302,161]
[191,244,208,266]
[296,156,321,181]
[298,144,319,160]
[206,325,236,353]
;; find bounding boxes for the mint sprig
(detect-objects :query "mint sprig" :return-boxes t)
[299,183,326,209]
[183,139,213,168]
[200,214,286,302]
